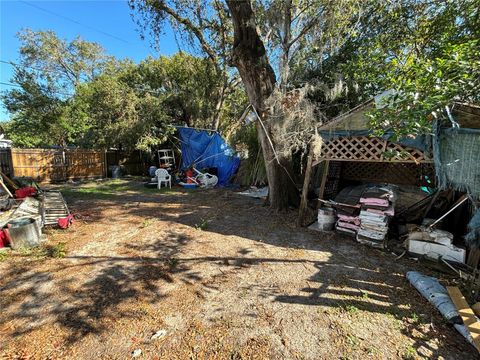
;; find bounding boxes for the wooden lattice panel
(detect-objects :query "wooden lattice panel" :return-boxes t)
[318,136,431,163]
[384,142,428,163]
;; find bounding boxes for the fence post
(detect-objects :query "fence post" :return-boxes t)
[104,150,108,178]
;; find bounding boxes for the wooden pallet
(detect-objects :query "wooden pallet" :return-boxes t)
[42,191,70,225]
[318,136,431,163]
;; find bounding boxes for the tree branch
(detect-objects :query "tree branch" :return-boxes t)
[157,3,219,71]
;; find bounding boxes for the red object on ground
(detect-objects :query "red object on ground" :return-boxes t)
[0,229,10,248]
[15,186,37,199]
[58,214,75,229]
[185,169,194,183]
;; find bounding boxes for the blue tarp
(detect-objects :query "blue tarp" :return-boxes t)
[177,127,240,186]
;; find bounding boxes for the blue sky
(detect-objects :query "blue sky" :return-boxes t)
[0,0,180,121]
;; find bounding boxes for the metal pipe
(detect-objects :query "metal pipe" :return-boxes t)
[428,195,469,229]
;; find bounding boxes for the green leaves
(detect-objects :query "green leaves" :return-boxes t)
[368,38,480,138]
[2,29,241,152]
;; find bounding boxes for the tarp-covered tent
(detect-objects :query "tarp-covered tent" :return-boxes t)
[177,127,240,186]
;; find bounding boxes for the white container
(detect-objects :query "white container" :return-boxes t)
[408,239,466,263]
[318,207,335,222]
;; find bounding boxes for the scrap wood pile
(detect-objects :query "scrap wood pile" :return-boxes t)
[317,184,396,248]
[0,172,72,251]
[313,183,472,266]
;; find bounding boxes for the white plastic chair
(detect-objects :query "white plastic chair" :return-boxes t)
[155,168,171,189]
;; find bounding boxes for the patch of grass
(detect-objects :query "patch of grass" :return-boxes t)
[0,250,9,262]
[60,179,182,200]
[346,334,360,348]
[15,243,67,259]
[141,218,157,228]
[46,243,67,258]
[345,305,359,315]
[14,246,46,260]
[194,218,209,231]
[410,312,419,323]
[402,344,417,359]
[361,292,369,300]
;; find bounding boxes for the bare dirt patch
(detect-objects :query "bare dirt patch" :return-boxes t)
[0,180,476,359]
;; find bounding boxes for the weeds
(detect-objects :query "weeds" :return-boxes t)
[46,243,67,258]
[195,218,209,231]
[15,243,67,259]
[402,344,417,359]
[410,312,419,323]
[346,334,360,348]
[141,218,157,228]
[345,305,359,315]
[61,179,180,200]
[0,250,9,262]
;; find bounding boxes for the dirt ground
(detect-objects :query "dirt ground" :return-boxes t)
[0,179,476,359]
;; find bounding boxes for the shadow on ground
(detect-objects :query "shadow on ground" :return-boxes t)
[0,180,474,358]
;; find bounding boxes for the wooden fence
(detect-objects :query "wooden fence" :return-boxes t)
[0,148,154,183]
[0,148,106,182]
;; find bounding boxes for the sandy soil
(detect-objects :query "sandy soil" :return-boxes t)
[0,180,476,359]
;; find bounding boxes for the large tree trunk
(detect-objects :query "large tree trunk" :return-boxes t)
[227,0,298,210]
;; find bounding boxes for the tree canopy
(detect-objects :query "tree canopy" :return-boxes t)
[2,29,246,150]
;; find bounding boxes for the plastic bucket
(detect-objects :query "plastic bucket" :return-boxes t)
[317,208,335,231]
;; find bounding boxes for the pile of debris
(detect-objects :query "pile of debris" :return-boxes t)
[329,185,363,236]
[408,271,480,354]
[357,186,395,248]
[311,183,474,270]
[316,184,395,248]
[0,172,71,251]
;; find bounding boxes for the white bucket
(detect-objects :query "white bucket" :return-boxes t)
[317,208,335,231]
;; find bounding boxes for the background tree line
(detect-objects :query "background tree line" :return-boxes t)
[1,29,247,150]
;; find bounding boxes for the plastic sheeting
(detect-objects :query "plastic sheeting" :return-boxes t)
[177,127,240,186]
[433,126,480,197]
[406,271,473,346]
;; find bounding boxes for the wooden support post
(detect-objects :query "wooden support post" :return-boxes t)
[298,151,314,227]
[317,160,330,209]
[468,248,480,270]
[0,176,13,198]
[0,170,18,190]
